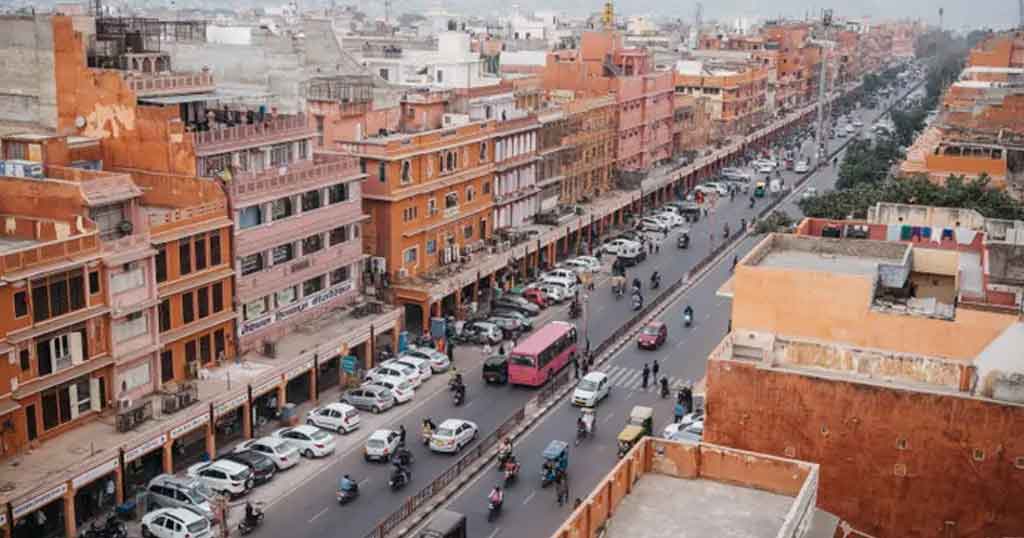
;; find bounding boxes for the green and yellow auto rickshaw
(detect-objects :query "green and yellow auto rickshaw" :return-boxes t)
[616,406,653,458]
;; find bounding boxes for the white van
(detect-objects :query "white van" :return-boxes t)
[540,276,579,298]
[616,241,646,266]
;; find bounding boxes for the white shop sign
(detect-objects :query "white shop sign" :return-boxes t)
[13,483,67,519]
[170,414,209,440]
[125,434,167,463]
[72,458,118,489]
[286,360,314,381]
[215,395,248,418]
[275,281,353,323]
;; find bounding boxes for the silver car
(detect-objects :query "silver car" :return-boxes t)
[341,384,396,414]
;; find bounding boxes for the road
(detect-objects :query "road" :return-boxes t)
[434,95,905,538]
[251,88,905,538]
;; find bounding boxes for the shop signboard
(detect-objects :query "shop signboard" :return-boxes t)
[125,434,167,463]
[72,458,118,489]
[240,315,273,337]
[286,360,314,381]
[214,394,248,418]
[170,414,209,440]
[341,355,358,374]
[13,483,68,519]
[275,281,353,323]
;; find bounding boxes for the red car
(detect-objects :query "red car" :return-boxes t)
[522,288,548,308]
[637,321,667,349]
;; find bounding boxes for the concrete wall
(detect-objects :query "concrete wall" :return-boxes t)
[0,15,58,128]
[704,359,1024,538]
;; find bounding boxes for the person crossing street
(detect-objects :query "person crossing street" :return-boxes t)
[641,363,650,389]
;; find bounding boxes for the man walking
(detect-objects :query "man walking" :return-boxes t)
[556,471,570,507]
[651,360,660,388]
[572,353,580,380]
[641,363,650,389]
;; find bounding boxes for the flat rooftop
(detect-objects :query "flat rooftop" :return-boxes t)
[748,234,909,278]
[609,474,794,538]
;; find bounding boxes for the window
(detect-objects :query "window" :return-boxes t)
[185,340,197,364]
[209,233,221,266]
[238,206,263,229]
[30,271,86,323]
[197,287,210,319]
[32,282,48,322]
[315,115,325,146]
[194,235,207,271]
[483,181,490,194]
[13,291,27,318]
[330,266,351,286]
[88,271,101,294]
[378,162,387,183]
[445,192,458,209]
[214,329,226,361]
[199,334,212,363]
[479,141,488,160]
[297,140,309,161]
[272,197,294,221]
[212,282,224,313]
[403,247,418,265]
[301,189,323,212]
[276,286,298,307]
[329,226,350,246]
[466,186,476,203]
[240,253,264,276]
[182,292,195,324]
[446,152,455,172]
[302,234,323,255]
[464,224,473,239]
[328,183,349,204]
[270,143,291,166]
[426,239,437,254]
[401,161,412,184]
[272,243,295,265]
[427,198,437,215]
[403,206,417,222]
[50,278,68,317]
[303,276,325,296]
[155,245,167,282]
[159,300,171,332]
[243,297,269,321]
[179,240,192,276]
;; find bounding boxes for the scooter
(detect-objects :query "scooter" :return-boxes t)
[389,469,411,491]
[683,312,693,327]
[81,514,127,538]
[238,503,265,536]
[337,481,360,505]
[632,296,643,311]
[487,499,503,522]
[503,463,520,486]
[452,388,465,406]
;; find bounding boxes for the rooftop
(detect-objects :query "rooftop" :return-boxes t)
[747,234,909,278]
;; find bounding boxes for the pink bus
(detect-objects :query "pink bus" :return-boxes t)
[508,321,579,387]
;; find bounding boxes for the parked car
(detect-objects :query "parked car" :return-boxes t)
[639,217,668,233]
[234,437,300,471]
[572,256,601,272]
[720,167,751,181]
[531,282,567,303]
[755,162,775,174]
[794,160,810,173]
[429,419,479,453]
[637,321,668,349]
[306,402,360,434]
[654,211,684,228]
[341,384,396,414]
[543,268,577,281]
[488,314,525,339]
[146,475,215,521]
[560,258,593,274]
[489,309,533,331]
[457,321,505,344]
[186,460,253,497]
[802,187,818,199]
[492,296,540,317]
[519,287,548,308]
[752,158,777,170]
[273,425,336,458]
[845,123,857,134]
[219,450,276,485]
[482,354,509,384]
[364,429,401,462]
[539,276,579,300]
[402,346,451,373]
[364,376,414,404]
[141,507,212,538]
[601,238,641,256]
[572,372,611,407]
[706,182,730,196]
[390,356,433,382]
[367,363,421,388]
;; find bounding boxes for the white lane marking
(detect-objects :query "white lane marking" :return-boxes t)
[358,478,370,486]
[309,507,329,523]
[487,528,502,538]
[601,413,615,424]
[522,490,537,505]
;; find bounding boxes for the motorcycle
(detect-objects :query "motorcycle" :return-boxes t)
[452,387,465,406]
[632,296,643,311]
[503,462,520,486]
[569,301,581,319]
[389,468,411,491]
[81,514,127,538]
[487,499,503,522]
[683,312,693,328]
[238,503,265,536]
[337,480,360,505]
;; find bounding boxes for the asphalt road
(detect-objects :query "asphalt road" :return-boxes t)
[435,94,906,538]
[252,88,906,538]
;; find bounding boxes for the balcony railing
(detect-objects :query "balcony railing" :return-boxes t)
[227,154,361,203]
[0,234,99,275]
[126,71,215,97]
[149,200,229,231]
[191,115,315,155]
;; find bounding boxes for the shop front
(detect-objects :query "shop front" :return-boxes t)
[11,483,67,538]
[251,379,281,437]
[316,356,340,395]
[72,458,118,529]
[284,361,313,406]
[213,395,248,455]
[170,414,210,473]
[123,435,166,499]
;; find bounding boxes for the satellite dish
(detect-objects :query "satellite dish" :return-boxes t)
[74,116,86,129]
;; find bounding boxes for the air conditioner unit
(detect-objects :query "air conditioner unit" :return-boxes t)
[263,340,278,358]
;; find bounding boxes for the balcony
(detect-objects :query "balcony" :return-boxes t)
[148,200,230,236]
[0,233,100,276]
[236,240,363,302]
[125,71,215,98]
[235,198,364,258]
[227,154,362,205]
[191,114,315,157]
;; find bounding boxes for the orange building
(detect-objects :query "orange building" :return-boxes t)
[761,22,821,111]
[673,63,770,138]
[672,93,712,158]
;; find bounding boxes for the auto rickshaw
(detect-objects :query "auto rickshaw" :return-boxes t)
[617,406,653,458]
[754,181,766,198]
[541,439,569,487]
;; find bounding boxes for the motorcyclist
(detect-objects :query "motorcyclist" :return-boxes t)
[393,445,413,466]
[398,424,407,447]
[449,371,464,390]
[489,485,504,507]
[683,305,694,324]
[340,474,357,492]
[577,416,587,438]
[632,277,642,291]
[498,437,513,464]
[245,501,259,525]
[391,461,409,486]
[650,271,660,288]
[503,454,520,479]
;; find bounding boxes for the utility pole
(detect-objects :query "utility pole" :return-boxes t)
[814,9,834,165]
[938,7,944,30]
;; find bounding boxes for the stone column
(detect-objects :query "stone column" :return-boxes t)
[63,482,76,538]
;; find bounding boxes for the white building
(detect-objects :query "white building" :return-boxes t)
[359,32,501,89]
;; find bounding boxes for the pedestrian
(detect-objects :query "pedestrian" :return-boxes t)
[483,342,492,356]
[655,241,660,254]
[581,358,590,377]
[682,384,693,412]
[398,424,407,446]
[652,360,659,386]
[641,363,650,389]
[572,353,580,380]
[499,343,506,356]
[556,472,569,506]
[674,401,685,423]
[447,340,455,361]
[574,497,583,510]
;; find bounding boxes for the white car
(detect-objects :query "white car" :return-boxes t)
[402,346,450,373]
[654,211,684,228]
[794,161,810,173]
[852,119,864,127]
[307,402,361,434]
[388,357,432,383]
[186,460,253,497]
[365,376,414,403]
[539,276,579,299]
[429,419,479,453]
[639,217,668,233]
[708,183,731,197]
[543,268,577,281]
[845,123,856,134]
[365,429,401,462]
[141,508,213,538]
[572,256,601,272]
[572,372,611,407]
[533,282,567,303]
[561,258,595,274]
[755,162,775,174]
[367,363,421,388]
[273,425,336,458]
[693,184,718,196]
[802,187,818,199]
[752,159,777,170]
[663,410,704,439]
[601,238,641,256]
[649,213,675,229]
[234,437,300,470]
